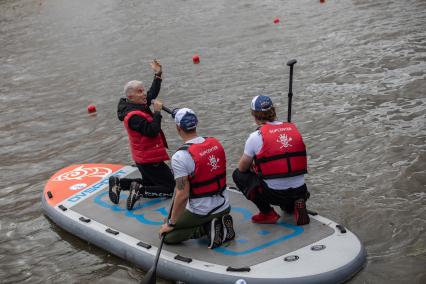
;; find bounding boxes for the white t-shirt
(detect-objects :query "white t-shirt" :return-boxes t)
[172,136,230,215]
[244,121,305,190]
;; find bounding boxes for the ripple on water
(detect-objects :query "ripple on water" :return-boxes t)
[0,0,425,283]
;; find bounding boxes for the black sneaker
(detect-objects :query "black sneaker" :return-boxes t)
[222,214,235,243]
[127,182,142,210]
[207,218,223,249]
[108,176,121,204]
[294,199,310,226]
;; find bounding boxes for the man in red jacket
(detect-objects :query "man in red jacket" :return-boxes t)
[108,60,174,210]
[233,95,310,225]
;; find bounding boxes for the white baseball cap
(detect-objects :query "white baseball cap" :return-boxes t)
[173,108,198,131]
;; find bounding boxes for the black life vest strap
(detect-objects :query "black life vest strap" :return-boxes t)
[254,150,307,179]
[205,191,226,216]
[261,170,308,180]
[177,137,209,152]
[190,171,226,199]
[190,172,226,189]
[254,150,307,164]
[189,184,227,199]
[177,143,194,152]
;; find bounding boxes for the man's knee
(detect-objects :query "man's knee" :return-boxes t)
[304,190,310,201]
[297,184,310,201]
[232,168,242,185]
[232,169,248,196]
[163,232,185,245]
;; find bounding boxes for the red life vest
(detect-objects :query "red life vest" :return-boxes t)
[254,122,307,179]
[123,110,169,164]
[179,137,227,198]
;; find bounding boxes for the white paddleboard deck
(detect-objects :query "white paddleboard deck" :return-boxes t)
[42,164,366,283]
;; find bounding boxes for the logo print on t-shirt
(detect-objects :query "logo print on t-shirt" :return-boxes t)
[277,134,293,148]
[207,155,220,172]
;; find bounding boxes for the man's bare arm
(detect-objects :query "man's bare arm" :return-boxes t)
[169,176,190,224]
[238,154,254,172]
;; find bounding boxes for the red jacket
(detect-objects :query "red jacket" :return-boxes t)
[179,137,227,198]
[254,122,307,179]
[123,110,169,164]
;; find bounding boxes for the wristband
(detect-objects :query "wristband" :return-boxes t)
[167,219,176,227]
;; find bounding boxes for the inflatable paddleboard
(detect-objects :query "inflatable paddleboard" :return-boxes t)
[42,164,366,284]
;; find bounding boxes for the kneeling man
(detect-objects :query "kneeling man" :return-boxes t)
[159,108,235,249]
[233,95,310,225]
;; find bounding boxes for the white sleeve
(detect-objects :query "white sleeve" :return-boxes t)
[243,131,263,157]
[171,150,195,179]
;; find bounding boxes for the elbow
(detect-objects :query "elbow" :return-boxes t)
[145,131,159,137]
[238,154,253,173]
[238,164,249,173]
[238,165,245,172]
[175,191,189,203]
[144,126,161,137]
[238,159,250,172]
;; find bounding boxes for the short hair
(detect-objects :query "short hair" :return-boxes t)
[251,107,276,122]
[180,127,197,134]
[123,80,143,98]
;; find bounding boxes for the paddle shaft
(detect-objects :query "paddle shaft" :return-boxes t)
[140,189,176,284]
[143,235,166,283]
[286,59,297,123]
[161,105,173,114]
[139,104,175,284]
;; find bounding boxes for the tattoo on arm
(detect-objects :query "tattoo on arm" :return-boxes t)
[176,177,188,191]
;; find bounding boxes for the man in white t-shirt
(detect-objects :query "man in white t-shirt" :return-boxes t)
[159,108,235,249]
[232,95,310,225]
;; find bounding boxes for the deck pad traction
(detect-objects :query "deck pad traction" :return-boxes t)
[71,168,334,267]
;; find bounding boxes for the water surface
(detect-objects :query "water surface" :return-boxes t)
[1,0,425,283]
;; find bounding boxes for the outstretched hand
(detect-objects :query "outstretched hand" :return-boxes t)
[151,59,162,74]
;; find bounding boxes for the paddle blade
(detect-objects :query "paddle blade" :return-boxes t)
[140,267,157,284]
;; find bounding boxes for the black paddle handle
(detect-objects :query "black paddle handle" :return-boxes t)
[286,59,297,123]
[162,105,173,114]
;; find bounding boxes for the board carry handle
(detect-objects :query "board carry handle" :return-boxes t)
[336,224,347,234]
[226,266,251,272]
[174,255,192,263]
[137,241,152,250]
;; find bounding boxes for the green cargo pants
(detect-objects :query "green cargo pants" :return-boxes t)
[164,206,231,244]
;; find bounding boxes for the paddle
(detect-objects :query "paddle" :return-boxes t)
[286,59,297,123]
[138,104,176,284]
[140,177,176,284]
[161,105,173,115]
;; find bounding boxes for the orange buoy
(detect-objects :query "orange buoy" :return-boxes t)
[87,104,96,114]
[192,54,200,64]
[273,17,280,24]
